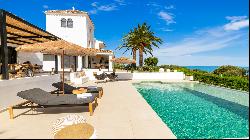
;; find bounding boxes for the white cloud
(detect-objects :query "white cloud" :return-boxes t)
[91,2,98,7]
[226,16,248,22]
[158,11,176,25]
[165,5,175,10]
[43,5,49,9]
[160,28,174,32]
[224,19,249,31]
[97,4,117,11]
[89,0,126,14]
[146,2,161,7]
[155,34,242,57]
[153,19,249,66]
[114,0,126,5]
[224,16,249,31]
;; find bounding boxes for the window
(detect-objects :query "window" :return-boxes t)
[61,18,66,27]
[61,56,77,69]
[67,18,73,28]
[43,54,55,61]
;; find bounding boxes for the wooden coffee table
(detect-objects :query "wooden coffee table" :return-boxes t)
[54,123,95,139]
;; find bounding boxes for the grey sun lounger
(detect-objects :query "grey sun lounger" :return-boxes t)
[8,88,98,119]
[52,82,103,98]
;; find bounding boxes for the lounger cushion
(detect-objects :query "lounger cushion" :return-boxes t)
[52,82,103,94]
[17,88,98,106]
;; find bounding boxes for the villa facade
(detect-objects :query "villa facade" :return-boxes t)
[17,9,114,72]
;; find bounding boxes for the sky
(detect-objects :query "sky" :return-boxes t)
[0,0,249,66]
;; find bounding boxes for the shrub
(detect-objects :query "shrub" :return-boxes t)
[144,57,159,66]
[137,66,160,72]
[213,65,247,77]
[192,71,249,92]
[114,64,125,70]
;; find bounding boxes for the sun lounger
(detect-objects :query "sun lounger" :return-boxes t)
[8,88,98,119]
[52,82,103,98]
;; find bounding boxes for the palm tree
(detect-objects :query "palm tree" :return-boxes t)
[136,23,162,66]
[116,29,139,67]
[116,22,162,67]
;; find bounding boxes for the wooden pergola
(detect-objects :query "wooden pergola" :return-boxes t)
[1,9,113,80]
[0,9,60,80]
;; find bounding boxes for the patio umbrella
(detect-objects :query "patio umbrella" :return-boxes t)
[110,57,136,64]
[16,40,87,94]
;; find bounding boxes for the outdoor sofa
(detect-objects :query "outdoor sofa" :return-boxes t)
[8,88,98,119]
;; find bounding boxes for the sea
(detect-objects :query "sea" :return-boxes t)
[183,66,249,73]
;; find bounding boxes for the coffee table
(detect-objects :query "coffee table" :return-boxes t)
[54,123,96,139]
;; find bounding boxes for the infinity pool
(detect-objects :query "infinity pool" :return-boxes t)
[133,82,249,139]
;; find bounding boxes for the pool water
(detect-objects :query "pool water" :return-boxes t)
[133,82,249,139]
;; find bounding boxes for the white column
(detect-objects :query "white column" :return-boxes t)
[58,55,62,71]
[77,56,82,71]
[109,55,113,72]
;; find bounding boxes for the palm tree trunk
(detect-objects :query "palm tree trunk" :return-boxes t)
[132,48,136,61]
[132,48,137,67]
[139,47,143,67]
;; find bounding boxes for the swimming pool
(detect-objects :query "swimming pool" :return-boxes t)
[133,82,249,139]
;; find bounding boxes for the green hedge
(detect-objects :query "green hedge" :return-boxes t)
[137,66,160,72]
[192,72,249,92]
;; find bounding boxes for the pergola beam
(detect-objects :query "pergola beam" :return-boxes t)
[7,32,44,43]
[7,38,33,44]
[6,23,58,41]
[7,40,25,45]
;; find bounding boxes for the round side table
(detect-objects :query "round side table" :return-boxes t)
[54,123,97,139]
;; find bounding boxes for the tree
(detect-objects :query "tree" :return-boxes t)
[213,65,247,77]
[136,23,162,66]
[116,29,139,67]
[116,22,162,67]
[144,57,158,66]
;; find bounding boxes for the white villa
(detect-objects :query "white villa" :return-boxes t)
[17,9,114,72]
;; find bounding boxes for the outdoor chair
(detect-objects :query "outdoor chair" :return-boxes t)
[107,72,118,81]
[93,72,107,80]
[8,88,99,119]
[52,82,103,98]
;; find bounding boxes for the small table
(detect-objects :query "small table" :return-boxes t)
[54,123,95,139]
[72,88,88,94]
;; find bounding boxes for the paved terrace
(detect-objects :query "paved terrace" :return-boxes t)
[0,80,178,139]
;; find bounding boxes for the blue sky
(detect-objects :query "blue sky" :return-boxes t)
[0,0,249,66]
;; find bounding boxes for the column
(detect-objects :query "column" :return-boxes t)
[77,56,82,71]
[109,55,113,72]
[0,10,9,79]
[58,55,62,71]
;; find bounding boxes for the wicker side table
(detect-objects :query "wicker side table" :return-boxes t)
[54,123,96,139]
